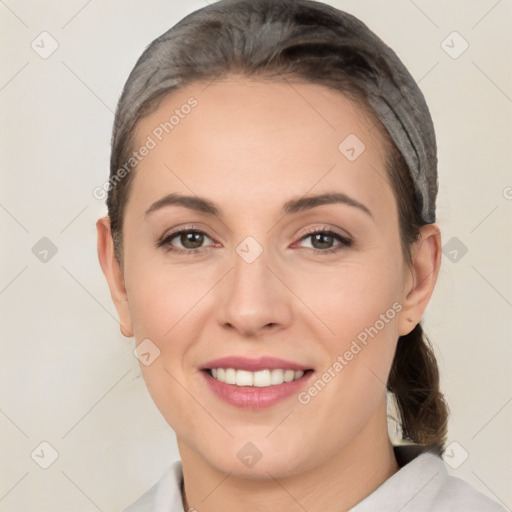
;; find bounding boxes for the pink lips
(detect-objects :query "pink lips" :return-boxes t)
[200,356,314,410]
[201,356,311,372]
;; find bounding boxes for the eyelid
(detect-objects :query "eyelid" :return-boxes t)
[295,224,351,241]
[160,223,210,240]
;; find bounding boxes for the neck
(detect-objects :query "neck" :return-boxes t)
[179,403,399,512]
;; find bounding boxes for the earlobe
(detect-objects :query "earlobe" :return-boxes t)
[120,323,133,338]
[96,216,134,338]
[397,224,442,336]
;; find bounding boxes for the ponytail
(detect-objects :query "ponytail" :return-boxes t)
[387,322,449,454]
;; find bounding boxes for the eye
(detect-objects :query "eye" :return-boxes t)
[158,228,214,254]
[296,228,352,254]
[157,226,352,256]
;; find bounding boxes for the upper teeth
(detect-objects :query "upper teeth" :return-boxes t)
[211,368,305,387]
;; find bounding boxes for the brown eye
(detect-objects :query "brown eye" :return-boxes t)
[178,231,205,249]
[297,229,352,254]
[310,232,336,250]
[159,229,213,253]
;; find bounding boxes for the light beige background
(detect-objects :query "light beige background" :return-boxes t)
[0,1,511,510]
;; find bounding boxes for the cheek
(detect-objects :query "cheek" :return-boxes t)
[124,251,205,340]
[294,254,402,408]
[293,258,402,344]
[125,266,206,426]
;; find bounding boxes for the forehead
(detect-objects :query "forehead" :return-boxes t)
[135,76,383,151]
[127,76,394,222]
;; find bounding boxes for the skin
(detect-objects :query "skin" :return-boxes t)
[97,76,441,512]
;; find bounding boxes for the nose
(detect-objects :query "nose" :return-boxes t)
[216,243,293,338]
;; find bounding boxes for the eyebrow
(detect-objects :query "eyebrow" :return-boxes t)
[144,192,373,219]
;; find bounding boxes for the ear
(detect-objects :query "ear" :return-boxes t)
[96,216,133,337]
[397,223,442,336]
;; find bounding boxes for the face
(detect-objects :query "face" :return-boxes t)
[104,76,420,478]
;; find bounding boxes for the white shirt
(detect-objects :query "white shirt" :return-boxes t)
[122,446,507,511]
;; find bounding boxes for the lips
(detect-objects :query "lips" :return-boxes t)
[200,356,314,409]
[200,356,311,372]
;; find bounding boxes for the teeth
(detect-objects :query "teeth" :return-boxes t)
[254,369,271,387]
[209,368,305,387]
[225,368,236,384]
[284,369,295,383]
[236,370,253,386]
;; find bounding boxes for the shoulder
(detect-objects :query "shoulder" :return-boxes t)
[351,446,507,512]
[431,465,507,511]
[121,460,184,512]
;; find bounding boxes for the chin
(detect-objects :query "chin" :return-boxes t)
[198,437,312,480]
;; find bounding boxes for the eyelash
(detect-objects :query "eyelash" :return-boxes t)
[157,225,353,256]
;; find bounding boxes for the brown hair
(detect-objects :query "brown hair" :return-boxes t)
[385,142,448,453]
[106,0,448,453]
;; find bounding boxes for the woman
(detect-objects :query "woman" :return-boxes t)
[96,0,506,510]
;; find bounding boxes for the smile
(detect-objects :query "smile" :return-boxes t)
[208,368,306,387]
